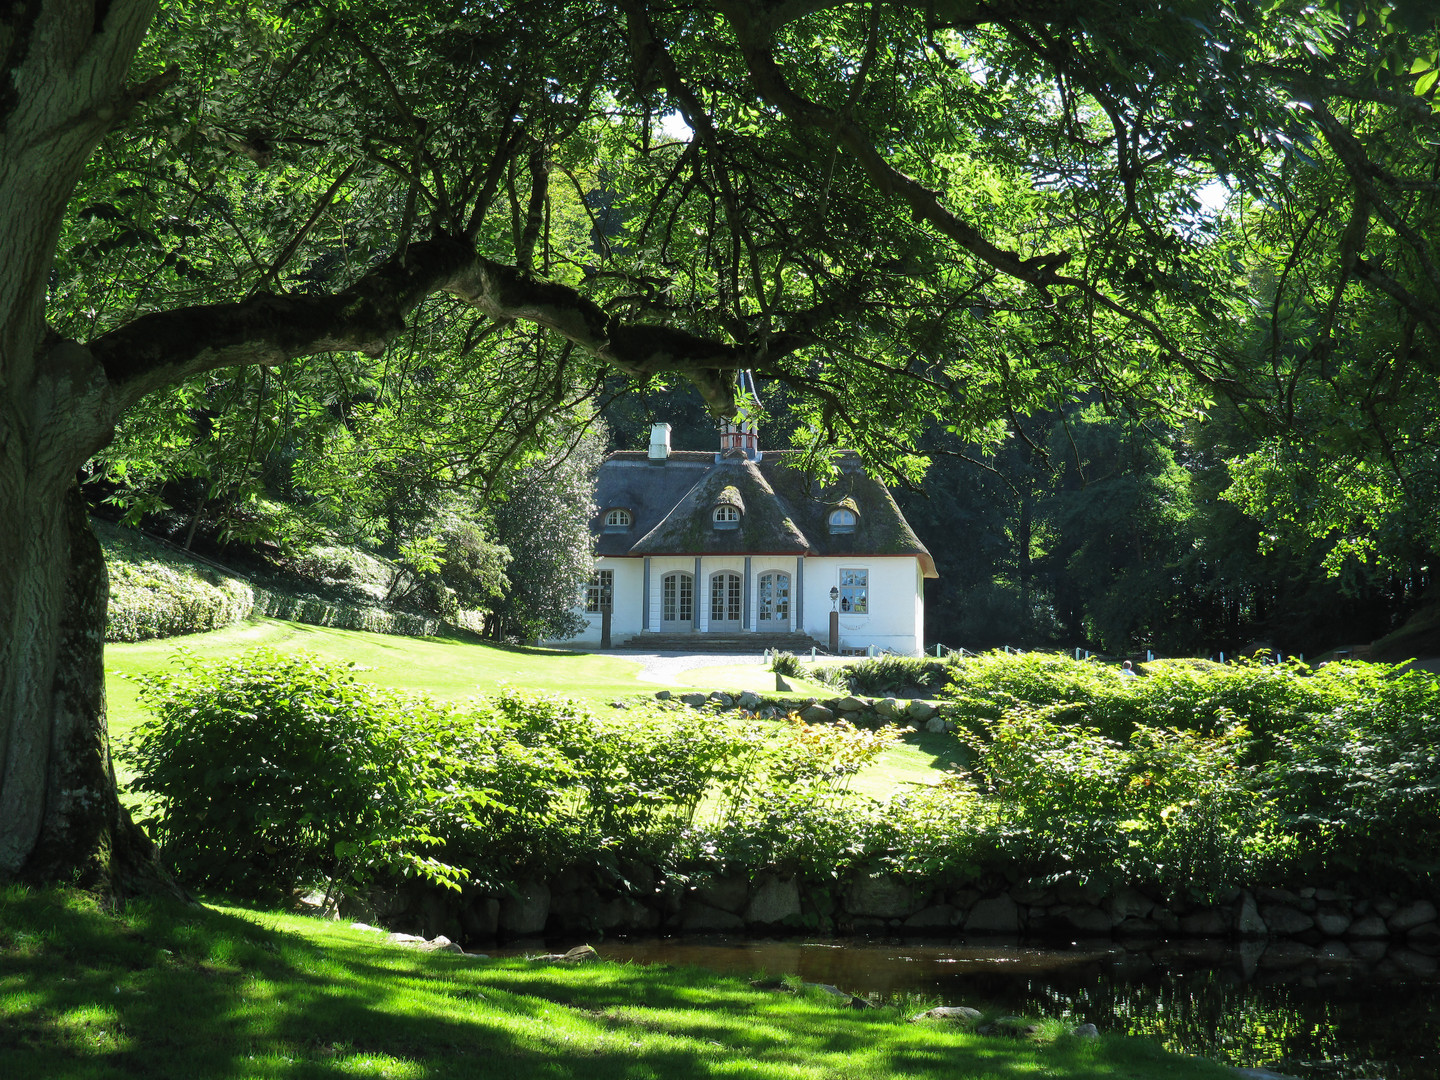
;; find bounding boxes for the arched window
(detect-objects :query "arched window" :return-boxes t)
[712,504,741,529]
[604,508,632,530]
[828,508,857,534]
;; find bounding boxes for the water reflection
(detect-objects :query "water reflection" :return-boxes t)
[500,936,1439,1080]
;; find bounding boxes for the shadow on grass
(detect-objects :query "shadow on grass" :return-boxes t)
[900,728,975,773]
[0,888,1234,1080]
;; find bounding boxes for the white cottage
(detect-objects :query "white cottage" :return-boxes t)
[558,421,937,655]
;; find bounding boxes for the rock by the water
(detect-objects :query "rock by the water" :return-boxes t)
[1260,904,1314,935]
[1346,915,1390,939]
[745,874,801,925]
[964,895,1020,934]
[1235,892,1267,938]
[845,874,920,919]
[1388,900,1437,933]
[912,1005,982,1024]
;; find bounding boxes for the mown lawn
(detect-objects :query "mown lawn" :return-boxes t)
[0,887,1235,1080]
[104,621,960,802]
[104,619,652,739]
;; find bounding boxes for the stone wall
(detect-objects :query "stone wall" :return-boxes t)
[349,865,1438,953]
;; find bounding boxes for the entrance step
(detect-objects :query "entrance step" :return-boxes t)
[616,632,827,654]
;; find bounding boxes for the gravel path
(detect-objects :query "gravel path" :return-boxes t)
[603,650,772,683]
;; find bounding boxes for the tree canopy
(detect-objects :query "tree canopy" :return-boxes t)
[3,0,1439,891]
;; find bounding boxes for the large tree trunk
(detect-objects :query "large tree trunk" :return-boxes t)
[0,0,170,896]
[0,469,171,896]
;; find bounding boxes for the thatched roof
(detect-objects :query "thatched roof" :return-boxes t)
[591,450,936,576]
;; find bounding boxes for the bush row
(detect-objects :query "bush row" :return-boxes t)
[100,523,451,641]
[121,649,1440,908]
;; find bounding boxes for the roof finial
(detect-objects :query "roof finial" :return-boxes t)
[717,370,761,462]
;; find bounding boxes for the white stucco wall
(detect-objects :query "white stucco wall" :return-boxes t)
[554,556,644,647]
[553,554,925,655]
[798,557,925,656]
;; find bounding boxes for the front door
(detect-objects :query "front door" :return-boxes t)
[660,572,693,632]
[757,571,790,632]
[708,571,742,632]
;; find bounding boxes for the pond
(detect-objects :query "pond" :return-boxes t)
[503,935,1440,1079]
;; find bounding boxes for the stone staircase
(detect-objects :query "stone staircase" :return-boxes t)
[615,631,827,654]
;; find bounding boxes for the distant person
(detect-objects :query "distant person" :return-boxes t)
[1121,660,1138,681]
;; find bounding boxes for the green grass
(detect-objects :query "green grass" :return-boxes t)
[104,618,654,741]
[105,622,965,803]
[669,660,842,698]
[0,886,1236,1080]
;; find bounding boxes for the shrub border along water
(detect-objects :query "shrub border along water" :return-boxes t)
[120,648,1440,949]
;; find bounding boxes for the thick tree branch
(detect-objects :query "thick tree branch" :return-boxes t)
[90,237,812,416]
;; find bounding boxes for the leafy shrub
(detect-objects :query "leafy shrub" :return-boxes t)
[977,706,1276,898]
[122,649,486,899]
[799,654,954,694]
[942,650,1145,739]
[770,651,804,678]
[1259,666,1440,885]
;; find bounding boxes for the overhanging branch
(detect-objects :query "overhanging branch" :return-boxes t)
[90,236,810,415]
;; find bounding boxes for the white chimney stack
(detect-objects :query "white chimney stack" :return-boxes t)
[648,422,671,461]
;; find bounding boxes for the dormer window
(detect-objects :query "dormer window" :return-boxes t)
[712,504,741,529]
[828,508,857,534]
[604,508,632,531]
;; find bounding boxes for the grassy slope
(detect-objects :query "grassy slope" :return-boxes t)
[0,887,1233,1080]
[104,619,653,739]
[105,623,957,800]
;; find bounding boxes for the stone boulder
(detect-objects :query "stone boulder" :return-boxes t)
[679,692,709,708]
[964,895,1020,934]
[1179,909,1229,937]
[907,700,937,721]
[737,690,762,711]
[1312,909,1352,937]
[679,902,746,932]
[746,874,801,925]
[708,691,734,707]
[836,695,869,713]
[912,1006,982,1024]
[799,703,835,724]
[498,879,551,936]
[696,874,749,913]
[873,697,902,720]
[1260,904,1314,936]
[845,875,922,919]
[924,716,947,733]
[903,905,960,929]
[1235,892,1267,938]
[1388,900,1437,933]
[1052,905,1114,935]
[1346,915,1390,939]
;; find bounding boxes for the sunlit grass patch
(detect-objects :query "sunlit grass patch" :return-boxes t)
[0,887,1239,1080]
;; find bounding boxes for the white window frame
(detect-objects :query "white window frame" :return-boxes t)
[838,567,868,615]
[828,508,857,533]
[712,504,741,529]
[584,568,614,614]
[604,508,632,530]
